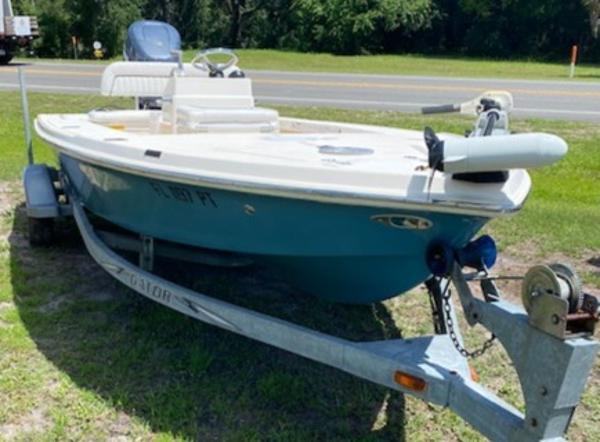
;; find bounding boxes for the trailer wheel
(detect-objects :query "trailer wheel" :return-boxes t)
[28,217,55,247]
[0,53,13,65]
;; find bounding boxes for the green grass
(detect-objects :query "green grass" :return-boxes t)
[0,91,599,440]
[231,49,600,81]
[17,48,600,80]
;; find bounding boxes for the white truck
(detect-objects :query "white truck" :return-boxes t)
[0,0,38,64]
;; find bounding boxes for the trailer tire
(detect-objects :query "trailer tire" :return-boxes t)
[0,53,13,65]
[28,217,55,247]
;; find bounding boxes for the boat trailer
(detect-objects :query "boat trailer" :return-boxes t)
[18,71,600,442]
[22,164,600,442]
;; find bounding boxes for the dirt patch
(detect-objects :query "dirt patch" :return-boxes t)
[587,256,600,269]
[107,437,131,442]
[0,406,50,440]
[0,182,18,216]
[495,240,600,300]
[504,240,600,276]
[108,412,133,439]
[0,302,13,328]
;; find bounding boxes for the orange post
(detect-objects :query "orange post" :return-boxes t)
[569,45,578,78]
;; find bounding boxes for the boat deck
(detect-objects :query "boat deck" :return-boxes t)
[35,112,531,217]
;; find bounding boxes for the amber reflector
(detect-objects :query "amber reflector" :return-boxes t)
[470,366,480,382]
[394,371,427,392]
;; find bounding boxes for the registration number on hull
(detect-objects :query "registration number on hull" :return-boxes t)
[149,181,218,208]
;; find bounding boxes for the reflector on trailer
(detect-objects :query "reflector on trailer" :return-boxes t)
[394,371,427,392]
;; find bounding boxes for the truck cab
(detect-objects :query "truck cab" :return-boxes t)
[0,0,38,64]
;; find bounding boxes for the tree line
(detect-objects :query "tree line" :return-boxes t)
[12,0,600,62]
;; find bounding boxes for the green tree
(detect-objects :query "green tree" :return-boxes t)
[9,0,600,60]
[443,0,588,58]
[68,0,144,57]
[13,0,74,57]
[179,0,230,49]
[582,0,600,38]
[286,0,433,54]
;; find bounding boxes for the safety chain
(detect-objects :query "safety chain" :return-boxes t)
[441,281,496,359]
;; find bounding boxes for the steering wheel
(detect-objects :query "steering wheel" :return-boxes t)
[191,48,239,77]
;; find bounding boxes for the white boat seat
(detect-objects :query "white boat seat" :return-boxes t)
[176,106,280,133]
[162,76,256,109]
[89,109,161,125]
[99,61,279,133]
[176,106,278,124]
[101,61,239,97]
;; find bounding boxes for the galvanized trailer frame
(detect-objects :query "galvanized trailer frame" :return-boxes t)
[19,68,599,441]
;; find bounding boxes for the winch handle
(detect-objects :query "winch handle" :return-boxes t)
[421,104,461,115]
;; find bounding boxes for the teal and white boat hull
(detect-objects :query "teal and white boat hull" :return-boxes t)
[61,154,488,303]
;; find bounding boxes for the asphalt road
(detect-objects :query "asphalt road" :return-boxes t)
[1,61,599,121]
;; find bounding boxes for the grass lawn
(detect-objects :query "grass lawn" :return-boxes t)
[0,91,599,440]
[228,49,600,81]
[16,48,600,81]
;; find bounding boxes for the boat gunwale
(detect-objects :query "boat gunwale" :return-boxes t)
[34,117,529,218]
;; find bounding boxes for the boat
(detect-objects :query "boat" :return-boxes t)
[34,49,567,304]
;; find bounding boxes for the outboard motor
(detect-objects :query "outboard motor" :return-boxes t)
[124,20,182,109]
[124,20,181,62]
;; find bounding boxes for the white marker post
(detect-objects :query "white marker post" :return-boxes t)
[569,45,578,79]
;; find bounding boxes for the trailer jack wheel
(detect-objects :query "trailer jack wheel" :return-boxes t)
[28,217,54,247]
